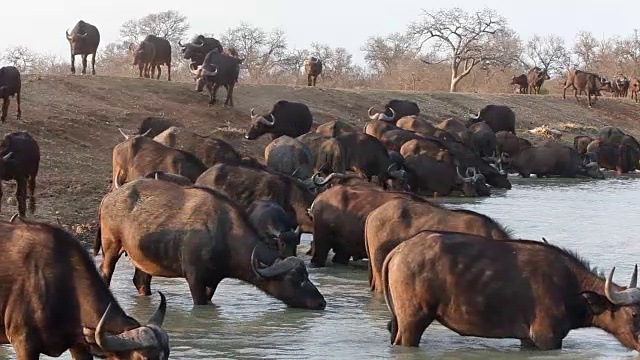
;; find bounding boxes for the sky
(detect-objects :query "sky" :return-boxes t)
[0,0,638,68]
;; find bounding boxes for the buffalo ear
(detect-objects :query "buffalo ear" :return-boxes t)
[581,291,609,315]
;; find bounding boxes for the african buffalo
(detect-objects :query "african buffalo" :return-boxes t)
[246,100,313,140]
[247,199,301,257]
[501,143,603,179]
[468,105,516,134]
[65,20,100,75]
[468,121,497,157]
[383,232,640,351]
[179,35,224,67]
[527,66,550,95]
[363,120,399,140]
[264,135,314,181]
[96,179,326,309]
[573,135,594,156]
[598,126,626,146]
[381,99,420,121]
[309,185,428,267]
[586,140,638,174]
[153,126,241,167]
[562,69,612,107]
[296,132,331,169]
[137,116,182,138]
[195,163,316,233]
[380,129,425,152]
[496,131,532,156]
[129,35,172,81]
[436,118,470,144]
[304,56,323,86]
[144,170,193,186]
[315,119,357,137]
[612,76,630,97]
[403,151,483,197]
[510,74,528,94]
[630,77,640,102]
[111,129,207,191]
[399,138,446,159]
[395,116,436,135]
[1,218,169,359]
[365,197,512,292]
[190,50,243,107]
[0,131,40,218]
[0,66,21,123]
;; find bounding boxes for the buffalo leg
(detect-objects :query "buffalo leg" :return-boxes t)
[81,54,88,75]
[70,53,76,74]
[132,267,152,296]
[15,90,21,120]
[91,53,96,75]
[9,336,39,360]
[150,64,156,79]
[98,232,123,286]
[205,276,224,302]
[15,178,27,217]
[309,225,332,267]
[69,344,93,360]
[313,75,317,86]
[331,246,350,266]
[224,84,235,107]
[0,181,3,212]
[1,98,8,123]
[391,305,434,347]
[27,175,36,214]
[209,84,221,105]
[307,74,312,86]
[155,65,161,80]
[167,63,171,81]
[520,338,538,349]
[185,270,208,305]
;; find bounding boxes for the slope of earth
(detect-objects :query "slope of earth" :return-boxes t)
[3,74,639,244]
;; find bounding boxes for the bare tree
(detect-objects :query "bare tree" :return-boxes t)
[220,23,287,82]
[120,10,190,46]
[1,45,40,73]
[524,34,570,74]
[408,7,522,92]
[572,31,599,70]
[361,33,416,74]
[279,48,310,82]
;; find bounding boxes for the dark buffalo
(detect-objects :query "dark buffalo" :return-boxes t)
[395,116,436,135]
[111,129,207,191]
[0,131,40,218]
[501,144,603,179]
[380,129,425,152]
[598,126,628,146]
[264,135,314,181]
[309,185,428,267]
[562,69,612,107]
[247,199,301,257]
[137,116,182,138]
[153,126,241,167]
[403,151,483,197]
[315,119,357,137]
[0,218,169,359]
[96,179,326,309]
[467,105,516,134]
[304,56,323,86]
[586,140,638,174]
[526,66,550,95]
[510,74,528,94]
[144,170,193,186]
[573,135,594,156]
[0,66,21,123]
[195,163,316,233]
[65,20,100,75]
[468,121,497,157]
[383,231,640,351]
[130,35,172,81]
[367,100,420,122]
[496,131,532,156]
[365,197,512,292]
[436,118,470,144]
[190,50,243,107]
[612,76,630,97]
[179,35,224,66]
[246,100,313,140]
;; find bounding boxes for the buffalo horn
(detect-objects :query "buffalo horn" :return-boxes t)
[379,108,395,122]
[469,112,479,119]
[2,152,13,162]
[9,213,19,223]
[154,172,160,180]
[293,225,301,235]
[258,114,276,126]
[312,172,328,186]
[118,128,131,140]
[250,108,259,119]
[193,41,204,47]
[95,303,155,352]
[79,32,88,38]
[267,225,282,238]
[292,167,301,178]
[631,265,638,289]
[604,267,640,305]
[189,65,202,77]
[65,30,72,40]
[541,237,549,244]
[178,40,184,47]
[367,107,379,120]
[252,253,302,279]
[456,166,470,182]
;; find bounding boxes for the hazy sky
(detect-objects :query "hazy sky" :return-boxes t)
[1,0,637,68]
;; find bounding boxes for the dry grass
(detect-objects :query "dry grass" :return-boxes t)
[4,73,640,245]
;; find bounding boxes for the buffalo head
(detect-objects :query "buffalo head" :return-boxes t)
[456,166,482,197]
[266,225,302,258]
[368,107,395,122]
[83,292,169,359]
[466,111,483,127]
[250,247,326,310]
[66,29,89,52]
[245,108,276,140]
[189,64,218,92]
[582,152,605,179]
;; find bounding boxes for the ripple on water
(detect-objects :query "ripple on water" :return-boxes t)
[3,175,637,359]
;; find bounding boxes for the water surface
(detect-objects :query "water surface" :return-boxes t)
[4,174,640,359]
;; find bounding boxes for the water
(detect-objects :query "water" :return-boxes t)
[4,173,640,359]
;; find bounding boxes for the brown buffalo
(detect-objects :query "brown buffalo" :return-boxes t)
[264,135,314,181]
[195,163,317,233]
[395,116,436,135]
[630,77,640,102]
[495,131,532,156]
[363,120,399,140]
[96,178,326,309]
[562,69,612,107]
[0,218,169,359]
[612,76,630,97]
[383,232,640,351]
[573,135,594,156]
[0,66,22,123]
[365,197,512,292]
[315,119,357,137]
[143,170,193,186]
[399,138,446,159]
[296,132,331,170]
[65,20,100,75]
[527,67,550,95]
[403,151,484,197]
[308,185,428,267]
[137,116,182,138]
[153,126,241,167]
[380,129,425,152]
[304,56,323,86]
[0,131,40,218]
[511,74,528,93]
[111,129,207,191]
[436,118,470,144]
[129,35,172,81]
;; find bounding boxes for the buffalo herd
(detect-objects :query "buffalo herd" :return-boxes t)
[0,19,640,359]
